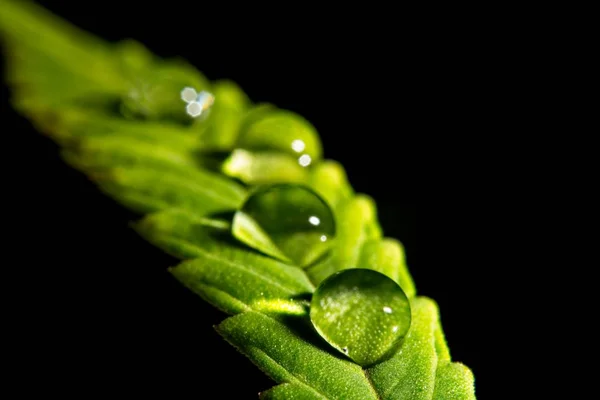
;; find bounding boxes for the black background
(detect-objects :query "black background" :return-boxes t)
[3,1,485,398]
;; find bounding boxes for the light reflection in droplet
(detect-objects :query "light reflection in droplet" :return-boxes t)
[309,216,321,226]
[320,235,328,242]
[181,87,198,103]
[383,306,393,314]
[392,326,399,333]
[186,102,203,117]
[291,139,306,153]
[298,154,312,167]
[182,87,215,118]
[196,91,215,110]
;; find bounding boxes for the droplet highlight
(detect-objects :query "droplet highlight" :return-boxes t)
[232,184,336,267]
[298,154,312,167]
[291,139,306,153]
[310,269,411,366]
[181,87,214,118]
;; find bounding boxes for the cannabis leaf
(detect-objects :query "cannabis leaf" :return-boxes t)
[0,1,476,398]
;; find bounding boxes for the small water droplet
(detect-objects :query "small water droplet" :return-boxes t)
[291,139,306,153]
[298,154,312,167]
[392,326,399,333]
[320,235,328,242]
[383,306,393,314]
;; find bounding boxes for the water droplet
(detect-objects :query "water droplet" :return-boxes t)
[310,269,411,367]
[232,184,336,267]
[298,154,312,167]
[291,139,306,153]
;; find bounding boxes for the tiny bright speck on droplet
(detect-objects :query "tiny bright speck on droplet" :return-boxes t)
[186,102,203,117]
[298,154,312,167]
[320,235,328,242]
[181,87,198,103]
[383,306,393,314]
[309,216,321,226]
[291,139,306,153]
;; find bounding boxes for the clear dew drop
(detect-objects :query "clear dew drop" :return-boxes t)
[232,184,336,267]
[310,269,412,367]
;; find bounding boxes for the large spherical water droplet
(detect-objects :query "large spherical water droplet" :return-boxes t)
[232,184,336,267]
[310,269,411,367]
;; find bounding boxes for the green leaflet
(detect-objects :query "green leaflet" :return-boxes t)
[170,238,314,316]
[223,149,309,185]
[433,363,476,400]
[306,195,383,285]
[95,166,246,215]
[307,160,354,209]
[259,384,324,400]
[197,80,250,150]
[0,1,475,398]
[367,298,440,399]
[217,312,379,400]
[218,298,457,400]
[359,239,416,298]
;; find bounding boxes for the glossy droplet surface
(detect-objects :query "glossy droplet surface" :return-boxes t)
[232,184,335,267]
[310,269,411,367]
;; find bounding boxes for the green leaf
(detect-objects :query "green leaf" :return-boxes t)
[95,166,246,215]
[170,233,315,316]
[222,149,309,185]
[61,136,198,174]
[310,269,412,366]
[307,160,354,208]
[217,312,379,400]
[135,209,231,259]
[358,238,417,298]
[367,297,441,400]
[1,2,475,398]
[306,195,382,285]
[433,363,476,400]
[259,383,324,400]
[196,80,250,150]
